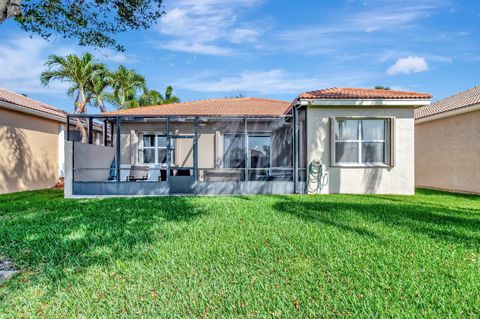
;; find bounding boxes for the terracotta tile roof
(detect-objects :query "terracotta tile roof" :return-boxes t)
[104,97,292,117]
[0,87,66,120]
[415,85,480,119]
[299,88,432,100]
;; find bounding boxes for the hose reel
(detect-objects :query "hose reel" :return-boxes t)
[307,159,328,194]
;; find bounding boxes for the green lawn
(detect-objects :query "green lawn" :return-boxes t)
[0,189,479,318]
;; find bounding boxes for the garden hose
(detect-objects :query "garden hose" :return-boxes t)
[307,160,328,194]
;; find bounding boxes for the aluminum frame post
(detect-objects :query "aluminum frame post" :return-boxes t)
[88,117,93,144]
[166,117,171,185]
[194,116,199,182]
[116,116,121,182]
[244,116,248,182]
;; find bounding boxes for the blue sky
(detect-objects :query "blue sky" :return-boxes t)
[1,0,479,112]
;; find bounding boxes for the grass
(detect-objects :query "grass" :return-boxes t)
[0,189,479,318]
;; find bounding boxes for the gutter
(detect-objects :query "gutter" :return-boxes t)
[0,100,66,123]
[415,103,480,124]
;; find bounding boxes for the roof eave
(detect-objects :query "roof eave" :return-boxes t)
[415,102,480,123]
[0,100,66,123]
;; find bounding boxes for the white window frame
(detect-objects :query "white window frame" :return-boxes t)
[137,132,175,165]
[331,117,394,168]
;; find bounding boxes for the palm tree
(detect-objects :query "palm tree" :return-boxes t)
[41,53,107,141]
[109,65,146,109]
[90,71,111,113]
[374,85,391,90]
[161,86,180,104]
[137,86,180,106]
[138,89,163,106]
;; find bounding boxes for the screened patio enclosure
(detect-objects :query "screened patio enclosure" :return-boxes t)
[66,112,306,196]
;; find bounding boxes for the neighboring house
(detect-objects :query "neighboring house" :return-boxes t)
[65,88,431,197]
[0,88,107,194]
[415,86,480,194]
[0,88,66,194]
[68,118,108,145]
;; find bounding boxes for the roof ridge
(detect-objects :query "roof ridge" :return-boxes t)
[102,97,292,116]
[415,85,480,119]
[431,85,480,105]
[108,97,290,111]
[177,96,289,103]
[299,87,432,100]
[308,87,427,93]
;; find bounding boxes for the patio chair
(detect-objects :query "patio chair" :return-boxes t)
[126,165,149,181]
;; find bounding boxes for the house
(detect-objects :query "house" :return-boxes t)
[0,88,66,194]
[68,118,108,145]
[64,88,431,197]
[0,88,108,194]
[415,86,480,194]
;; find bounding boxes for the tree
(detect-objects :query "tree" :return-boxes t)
[0,0,21,23]
[160,86,180,104]
[0,0,165,51]
[138,89,163,106]
[109,65,146,109]
[374,85,391,90]
[90,72,111,113]
[224,93,246,99]
[41,53,107,141]
[137,86,180,106]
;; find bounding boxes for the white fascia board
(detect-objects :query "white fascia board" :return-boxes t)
[415,103,480,124]
[297,99,431,107]
[0,100,66,123]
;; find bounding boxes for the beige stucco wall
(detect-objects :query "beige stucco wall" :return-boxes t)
[307,107,415,194]
[415,109,480,194]
[0,107,62,194]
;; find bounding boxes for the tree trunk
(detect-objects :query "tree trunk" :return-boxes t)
[97,97,106,112]
[0,0,22,24]
[75,88,89,143]
[75,118,88,144]
[121,91,126,110]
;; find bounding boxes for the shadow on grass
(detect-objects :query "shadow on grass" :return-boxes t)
[273,194,480,247]
[416,187,480,200]
[0,189,206,280]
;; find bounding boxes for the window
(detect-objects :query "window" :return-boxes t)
[249,135,271,169]
[223,134,245,168]
[138,132,175,165]
[223,134,272,169]
[333,118,391,166]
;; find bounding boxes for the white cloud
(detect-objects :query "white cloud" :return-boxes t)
[352,7,434,32]
[0,35,140,98]
[156,0,263,55]
[0,36,70,94]
[351,0,450,31]
[160,41,232,56]
[174,69,373,95]
[272,0,450,56]
[231,28,260,43]
[387,56,429,75]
